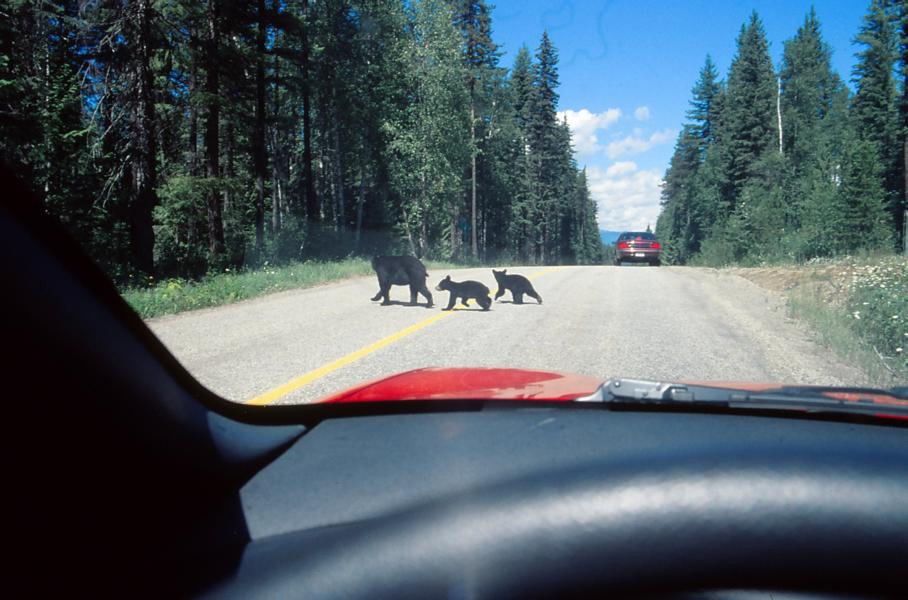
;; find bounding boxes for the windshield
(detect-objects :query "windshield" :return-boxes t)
[3,0,906,406]
[619,232,657,241]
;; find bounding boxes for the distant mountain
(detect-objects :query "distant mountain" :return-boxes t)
[599,230,622,245]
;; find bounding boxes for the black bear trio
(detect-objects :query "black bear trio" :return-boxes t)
[370,256,542,310]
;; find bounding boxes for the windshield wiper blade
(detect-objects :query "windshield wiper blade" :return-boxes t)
[577,378,908,418]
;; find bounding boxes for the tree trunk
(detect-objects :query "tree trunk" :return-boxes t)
[254,0,267,253]
[332,116,345,230]
[272,156,282,232]
[271,46,283,233]
[188,24,199,176]
[470,103,478,259]
[302,0,318,221]
[450,207,460,259]
[419,220,428,259]
[904,138,908,253]
[354,164,367,251]
[776,77,783,155]
[205,0,224,255]
[130,0,159,275]
[223,119,235,217]
[400,202,417,256]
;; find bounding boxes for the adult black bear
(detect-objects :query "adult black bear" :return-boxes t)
[492,269,542,304]
[370,255,433,307]
[435,275,492,311]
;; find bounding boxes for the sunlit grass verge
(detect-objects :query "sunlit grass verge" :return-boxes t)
[844,258,908,380]
[786,256,907,386]
[123,257,461,319]
[788,288,903,386]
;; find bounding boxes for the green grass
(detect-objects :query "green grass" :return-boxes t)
[788,287,901,386]
[843,257,908,379]
[121,257,469,319]
[785,255,908,386]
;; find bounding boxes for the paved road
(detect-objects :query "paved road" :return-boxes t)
[147,265,867,405]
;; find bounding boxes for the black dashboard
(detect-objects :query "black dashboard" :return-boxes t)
[213,407,908,598]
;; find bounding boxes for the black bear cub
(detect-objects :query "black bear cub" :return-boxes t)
[492,269,542,304]
[371,255,433,307]
[435,275,492,311]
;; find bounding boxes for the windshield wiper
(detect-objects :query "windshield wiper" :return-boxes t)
[576,378,908,418]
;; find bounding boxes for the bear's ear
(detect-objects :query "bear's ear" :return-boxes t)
[502,269,507,274]
[444,275,451,281]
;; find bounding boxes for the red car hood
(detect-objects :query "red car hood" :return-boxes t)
[317,368,602,403]
[316,368,908,408]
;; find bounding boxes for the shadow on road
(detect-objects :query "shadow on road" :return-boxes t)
[373,300,435,308]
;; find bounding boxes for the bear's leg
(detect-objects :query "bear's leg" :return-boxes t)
[408,283,419,305]
[371,277,385,302]
[443,294,457,311]
[527,289,543,304]
[379,281,393,305]
[513,291,524,304]
[417,283,434,307]
[494,288,505,301]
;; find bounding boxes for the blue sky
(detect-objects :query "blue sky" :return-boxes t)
[490,0,868,231]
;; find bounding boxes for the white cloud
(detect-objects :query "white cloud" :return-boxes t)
[605,161,637,177]
[606,128,676,159]
[634,106,651,121]
[586,163,664,231]
[556,108,622,155]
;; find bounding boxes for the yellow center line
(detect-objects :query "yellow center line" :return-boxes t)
[245,266,563,406]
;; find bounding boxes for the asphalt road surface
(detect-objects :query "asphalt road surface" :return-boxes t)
[147,265,867,405]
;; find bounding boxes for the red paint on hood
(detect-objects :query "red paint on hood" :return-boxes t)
[316,367,603,403]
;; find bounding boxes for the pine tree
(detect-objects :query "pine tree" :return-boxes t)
[453,0,499,258]
[525,31,562,262]
[510,45,534,133]
[851,0,900,233]
[687,55,722,158]
[722,12,779,202]
[658,56,727,264]
[780,8,845,171]
[895,0,908,248]
[839,132,894,250]
[658,127,702,263]
[778,8,850,255]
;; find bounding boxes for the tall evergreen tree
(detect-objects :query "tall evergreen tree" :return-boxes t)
[453,0,499,259]
[851,0,900,232]
[780,8,845,171]
[839,133,894,250]
[509,45,534,133]
[525,31,561,262]
[722,12,779,202]
[687,55,722,157]
[895,0,908,248]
